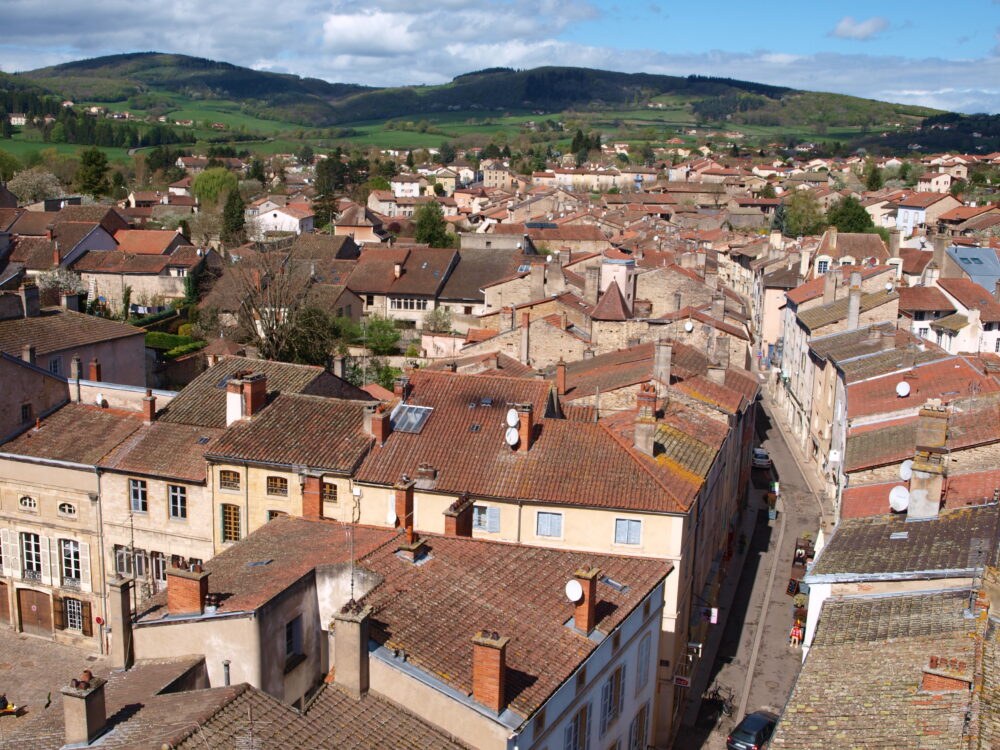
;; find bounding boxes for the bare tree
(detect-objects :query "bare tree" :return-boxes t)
[230,250,313,360]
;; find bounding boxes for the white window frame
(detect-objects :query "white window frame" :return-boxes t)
[536,511,563,539]
[21,532,41,577]
[64,597,83,631]
[129,478,148,513]
[614,519,642,546]
[151,551,167,585]
[61,539,81,584]
[168,485,187,519]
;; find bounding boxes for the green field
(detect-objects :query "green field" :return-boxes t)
[0,136,131,162]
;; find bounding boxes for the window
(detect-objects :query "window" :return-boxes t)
[48,356,62,376]
[268,510,287,521]
[389,297,429,311]
[19,403,31,424]
[636,633,652,693]
[18,495,36,511]
[151,551,167,585]
[816,260,828,275]
[564,703,591,750]
[60,539,81,584]
[58,502,76,518]
[627,704,648,750]
[914,311,926,321]
[285,615,304,670]
[168,485,187,519]
[129,479,148,512]
[536,511,563,538]
[366,294,374,306]
[114,545,132,575]
[599,665,626,736]
[64,597,83,631]
[473,505,500,532]
[219,470,241,491]
[321,481,338,504]
[221,503,241,542]
[615,519,642,546]
[266,476,288,496]
[21,533,41,578]
[133,548,147,579]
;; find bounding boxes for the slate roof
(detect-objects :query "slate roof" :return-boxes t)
[205,393,373,473]
[771,590,976,750]
[796,288,899,332]
[0,307,143,357]
[946,246,1000,291]
[159,356,366,429]
[807,505,1000,581]
[100,421,223,482]
[1,403,141,465]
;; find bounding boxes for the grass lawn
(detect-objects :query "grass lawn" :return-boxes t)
[0,136,131,162]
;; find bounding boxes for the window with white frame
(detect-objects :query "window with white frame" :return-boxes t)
[615,519,641,546]
[627,703,648,750]
[21,532,41,578]
[636,633,652,693]
[816,260,829,274]
[19,496,36,511]
[151,551,167,585]
[60,539,81,584]
[564,702,592,750]
[48,356,62,376]
[133,548,147,579]
[536,511,563,538]
[129,478,148,512]
[599,664,626,736]
[64,597,83,631]
[114,545,132,576]
[389,297,429,311]
[168,485,187,519]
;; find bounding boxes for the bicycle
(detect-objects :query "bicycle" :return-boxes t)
[706,684,735,717]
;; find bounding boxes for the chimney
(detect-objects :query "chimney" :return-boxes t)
[828,226,838,251]
[573,567,601,634]
[584,266,600,306]
[704,269,718,291]
[371,407,391,446]
[634,384,657,456]
[301,474,323,520]
[556,359,567,396]
[583,347,595,360]
[394,478,415,530]
[332,355,345,378]
[889,230,901,257]
[915,400,949,452]
[70,354,81,381]
[516,403,534,452]
[88,358,102,382]
[242,373,266,417]
[471,631,509,714]
[362,403,377,436]
[107,577,134,671]
[847,285,862,330]
[921,656,971,693]
[695,249,706,268]
[769,230,782,249]
[142,389,156,424]
[931,234,948,270]
[333,603,372,698]
[21,344,35,366]
[520,312,531,365]
[822,270,838,304]
[530,263,545,300]
[166,566,210,616]
[53,243,61,267]
[500,307,514,331]
[61,670,107,746]
[707,363,727,384]
[18,283,40,318]
[60,292,80,312]
[444,494,474,537]
[654,339,672,386]
[711,293,725,322]
[908,451,945,520]
[867,326,882,344]
[393,375,411,401]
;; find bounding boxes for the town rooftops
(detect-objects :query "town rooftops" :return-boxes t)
[796,288,899,333]
[785,265,892,306]
[897,285,955,314]
[938,277,1000,322]
[806,504,999,582]
[842,468,1000,518]
[99,421,223,483]
[0,306,144,358]
[895,191,955,208]
[1,402,141,466]
[113,229,183,255]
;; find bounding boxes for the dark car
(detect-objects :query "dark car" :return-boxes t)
[726,710,778,750]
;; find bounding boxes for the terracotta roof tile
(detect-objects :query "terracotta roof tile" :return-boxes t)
[1,403,141,465]
[0,307,143,358]
[100,421,223,482]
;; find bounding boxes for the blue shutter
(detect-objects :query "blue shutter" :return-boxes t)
[618,664,627,716]
[486,506,500,533]
[628,520,641,546]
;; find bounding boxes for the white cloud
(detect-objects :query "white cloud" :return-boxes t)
[830,16,890,41]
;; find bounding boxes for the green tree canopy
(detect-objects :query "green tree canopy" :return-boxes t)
[0,149,21,182]
[360,315,400,356]
[438,142,456,165]
[414,201,451,247]
[863,159,883,191]
[75,147,110,197]
[248,157,267,188]
[8,168,62,203]
[784,191,826,237]
[826,196,875,233]
[222,188,246,245]
[760,182,777,199]
[192,167,238,206]
[297,144,314,165]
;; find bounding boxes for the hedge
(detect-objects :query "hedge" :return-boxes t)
[132,308,176,327]
[163,341,207,360]
[145,332,190,350]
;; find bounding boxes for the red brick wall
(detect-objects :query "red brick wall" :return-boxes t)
[921,672,969,692]
[472,640,506,713]
[167,572,208,615]
[302,475,322,520]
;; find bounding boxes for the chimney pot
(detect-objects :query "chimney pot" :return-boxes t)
[573,567,601,634]
[516,403,534,452]
[88,358,102,382]
[166,566,210,616]
[61,674,107,746]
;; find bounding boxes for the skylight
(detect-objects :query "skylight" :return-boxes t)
[391,404,433,434]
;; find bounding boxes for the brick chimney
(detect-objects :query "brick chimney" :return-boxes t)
[107,577,134,671]
[225,372,267,425]
[516,403,534,452]
[444,494,474,537]
[21,344,35,366]
[921,656,971,692]
[556,359,567,396]
[654,339,672,386]
[472,631,509,714]
[573,567,601,634]
[166,566,210,616]
[142,389,156,424]
[393,375,411,401]
[333,603,373,698]
[584,266,600,306]
[394,478,415,530]
[61,670,107,746]
[520,312,531,365]
[301,474,323,520]
[18,283,40,318]
[371,407,391,446]
[634,383,657,456]
[88,358,102,382]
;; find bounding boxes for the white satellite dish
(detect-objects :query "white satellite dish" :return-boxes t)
[505,408,519,428]
[505,427,520,446]
[900,459,913,481]
[889,485,910,512]
[565,579,584,602]
[896,381,911,398]
[386,509,397,525]
[684,321,694,332]
[885,282,893,291]
[95,392,104,406]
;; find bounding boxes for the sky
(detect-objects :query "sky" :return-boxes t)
[2,0,1000,113]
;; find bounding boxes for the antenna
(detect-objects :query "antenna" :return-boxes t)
[899,459,913,481]
[896,381,911,398]
[505,427,519,446]
[565,579,584,602]
[505,408,519,428]
[889,485,910,512]
[684,320,694,332]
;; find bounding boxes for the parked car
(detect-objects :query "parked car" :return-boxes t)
[751,447,771,469]
[726,710,778,750]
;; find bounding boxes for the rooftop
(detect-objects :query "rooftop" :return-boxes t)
[0,306,143,358]
[1,403,141,466]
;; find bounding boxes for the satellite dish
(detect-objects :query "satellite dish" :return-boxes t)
[95,392,104,405]
[505,408,519,427]
[885,282,893,291]
[900,459,913,481]
[889,485,910,512]
[684,320,694,332]
[565,579,584,602]
[896,381,911,398]
[505,427,520,446]
[386,509,397,525]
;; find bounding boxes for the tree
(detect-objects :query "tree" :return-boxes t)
[439,142,456,165]
[222,188,246,245]
[826,196,875,233]
[283,307,357,365]
[863,159,883,191]
[192,167,238,206]
[296,144,314,165]
[360,315,400,356]
[784,191,826,237]
[315,156,346,196]
[0,149,20,181]
[7,168,62,203]
[423,306,452,333]
[414,201,451,247]
[248,157,267,188]
[760,182,777,199]
[75,147,110,197]
[37,268,86,294]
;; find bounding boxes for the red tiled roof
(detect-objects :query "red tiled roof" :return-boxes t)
[591,280,630,321]
[937,278,1000,322]
[114,229,184,255]
[897,285,955,313]
[2,403,141,465]
[899,247,932,275]
[100,421,222,482]
[786,265,893,306]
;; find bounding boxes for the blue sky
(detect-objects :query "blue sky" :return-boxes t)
[2,0,999,112]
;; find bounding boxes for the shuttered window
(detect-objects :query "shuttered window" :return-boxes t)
[564,702,591,750]
[599,664,626,736]
[627,703,648,750]
[20,533,41,578]
[60,539,81,584]
[536,511,563,538]
[636,633,652,694]
[614,519,641,546]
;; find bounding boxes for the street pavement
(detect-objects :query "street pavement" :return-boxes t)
[672,390,823,749]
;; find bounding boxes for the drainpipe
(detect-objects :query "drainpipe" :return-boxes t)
[95,468,108,656]
[223,660,231,686]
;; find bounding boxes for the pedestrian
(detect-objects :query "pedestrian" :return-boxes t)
[789,621,803,649]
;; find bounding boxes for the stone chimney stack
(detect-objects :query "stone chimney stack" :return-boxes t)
[889,230,901,257]
[472,631,509,715]
[654,339,672,386]
[500,306,514,331]
[333,603,372,698]
[822,270,838,304]
[909,451,945,520]
[828,226,838,252]
[584,266,600,306]
[573,567,601,634]
[516,403,534,452]
[107,577,134,671]
[634,383,657,456]
[332,355,345,379]
[530,262,545,301]
[166,565,210,616]
[711,293,725,322]
[61,670,107,746]
[847,284,862,330]
[19,283,40,318]
[520,311,531,365]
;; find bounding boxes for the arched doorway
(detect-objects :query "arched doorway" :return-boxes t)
[17,588,52,636]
